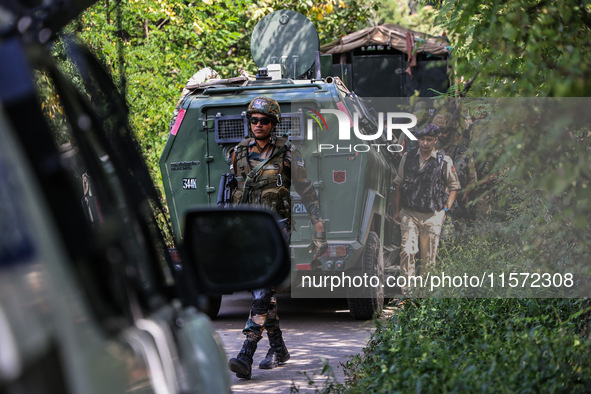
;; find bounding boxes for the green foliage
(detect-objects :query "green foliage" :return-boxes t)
[336,0,591,384]
[65,0,376,191]
[68,0,252,186]
[290,358,346,393]
[341,213,591,392]
[34,70,68,144]
[344,297,591,392]
[434,0,591,97]
[373,0,443,35]
[466,98,591,283]
[252,0,377,41]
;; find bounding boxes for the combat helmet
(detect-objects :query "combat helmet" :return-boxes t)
[412,100,430,125]
[432,113,448,128]
[247,97,281,124]
[413,100,428,112]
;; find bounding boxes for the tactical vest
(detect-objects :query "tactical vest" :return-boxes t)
[231,137,292,222]
[400,149,447,213]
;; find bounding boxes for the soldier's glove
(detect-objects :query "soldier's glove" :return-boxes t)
[309,232,328,260]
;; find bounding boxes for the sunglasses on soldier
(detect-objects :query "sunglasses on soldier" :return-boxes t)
[249,117,272,125]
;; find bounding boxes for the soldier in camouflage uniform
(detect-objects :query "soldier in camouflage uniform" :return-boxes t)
[227,97,327,379]
[433,113,477,221]
[393,123,461,295]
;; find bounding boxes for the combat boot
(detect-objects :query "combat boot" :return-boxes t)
[228,335,260,379]
[259,329,290,369]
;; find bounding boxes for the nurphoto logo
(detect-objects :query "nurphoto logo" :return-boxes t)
[305,109,418,153]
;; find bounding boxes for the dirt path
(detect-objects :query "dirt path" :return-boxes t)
[212,292,375,393]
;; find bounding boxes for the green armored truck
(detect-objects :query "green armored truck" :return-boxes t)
[160,10,437,319]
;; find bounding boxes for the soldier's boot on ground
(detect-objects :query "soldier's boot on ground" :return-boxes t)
[228,335,260,379]
[259,329,290,369]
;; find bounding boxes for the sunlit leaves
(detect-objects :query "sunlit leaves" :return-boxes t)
[66,0,375,193]
[427,0,591,279]
[436,0,591,97]
[345,298,591,392]
[374,0,443,36]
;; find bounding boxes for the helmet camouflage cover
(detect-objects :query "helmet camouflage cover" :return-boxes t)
[432,113,448,128]
[433,112,455,135]
[247,96,281,124]
[413,100,428,112]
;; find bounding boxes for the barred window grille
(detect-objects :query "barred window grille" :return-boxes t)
[215,112,305,143]
[215,115,248,143]
[274,113,304,140]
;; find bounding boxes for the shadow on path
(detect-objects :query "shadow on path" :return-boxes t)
[213,293,375,393]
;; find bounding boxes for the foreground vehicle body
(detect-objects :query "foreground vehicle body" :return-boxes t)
[0,38,232,394]
[0,4,289,392]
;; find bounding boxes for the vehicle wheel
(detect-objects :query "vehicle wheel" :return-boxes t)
[201,295,222,319]
[347,231,384,320]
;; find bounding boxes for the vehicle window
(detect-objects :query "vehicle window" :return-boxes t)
[0,109,36,268]
[31,58,167,331]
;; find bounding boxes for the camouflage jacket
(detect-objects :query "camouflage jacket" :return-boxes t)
[437,136,477,190]
[230,136,322,225]
[394,148,461,213]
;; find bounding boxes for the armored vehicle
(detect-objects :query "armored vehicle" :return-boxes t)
[161,10,415,320]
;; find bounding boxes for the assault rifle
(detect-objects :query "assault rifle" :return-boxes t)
[217,173,237,208]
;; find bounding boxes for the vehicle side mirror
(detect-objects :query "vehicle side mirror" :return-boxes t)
[180,207,290,294]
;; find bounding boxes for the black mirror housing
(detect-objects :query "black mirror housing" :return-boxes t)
[180,207,290,294]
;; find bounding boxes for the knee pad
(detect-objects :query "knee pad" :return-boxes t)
[252,289,272,314]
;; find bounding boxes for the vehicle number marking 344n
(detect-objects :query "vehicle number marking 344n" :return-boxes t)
[183,178,197,190]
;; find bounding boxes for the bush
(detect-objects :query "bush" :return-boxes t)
[347,298,590,392]
[342,224,591,393]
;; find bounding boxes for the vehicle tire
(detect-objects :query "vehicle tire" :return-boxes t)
[347,231,384,320]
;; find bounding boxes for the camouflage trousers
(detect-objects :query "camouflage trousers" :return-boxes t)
[242,288,279,339]
[399,208,446,295]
